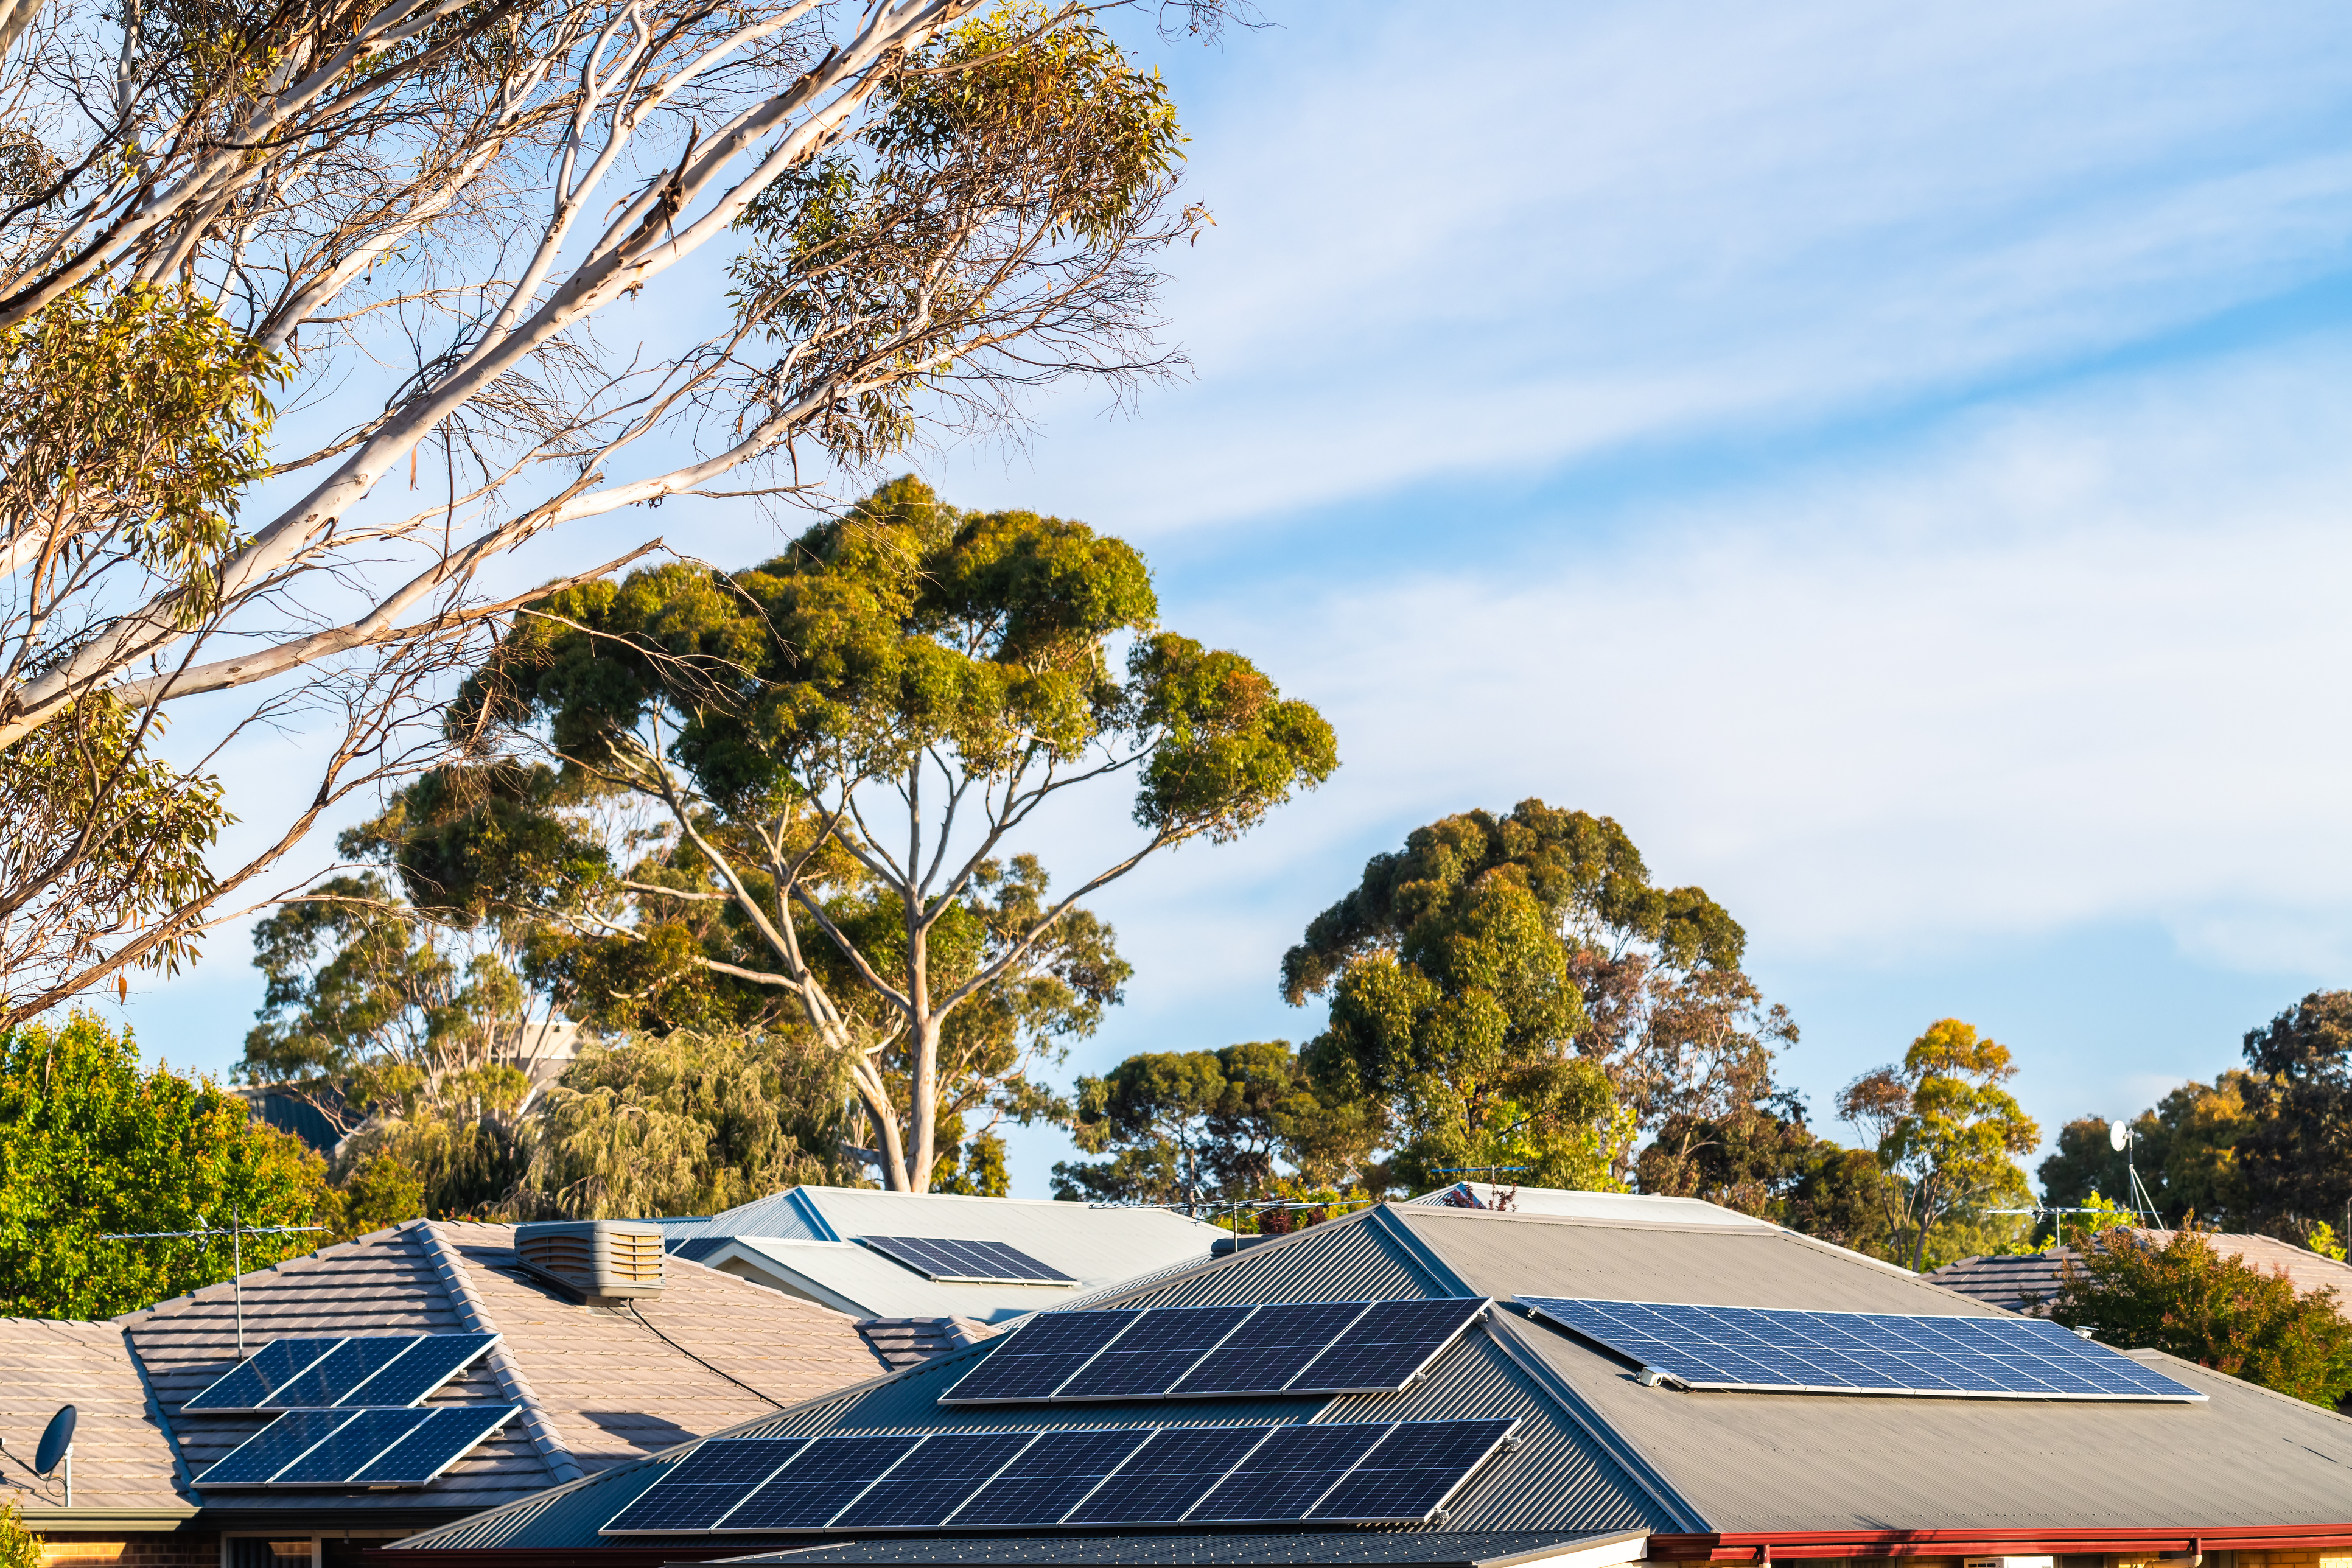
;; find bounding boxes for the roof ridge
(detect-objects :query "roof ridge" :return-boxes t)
[413,1218,585,1485]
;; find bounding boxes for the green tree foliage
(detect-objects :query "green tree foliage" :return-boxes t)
[0,1012,334,1317]
[0,282,274,1026]
[1285,801,1783,1195]
[415,476,1334,1192]
[1839,1018,2040,1272]
[2050,1228,2352,1407]
[520,1031,855,1218]
[2239,990,2352,1230]
[1054,1041,1375,1206]
[2039,1071,2257,1228]
[0,1501,40,1568]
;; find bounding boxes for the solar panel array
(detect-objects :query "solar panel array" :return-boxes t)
[940,1297,1488,1404]
[1519,1297,2208,1401]
[182,1333,500,1411]
[600,1418,1517,1535]
[858,1236,1078,1286]
[193,1404,522,1487]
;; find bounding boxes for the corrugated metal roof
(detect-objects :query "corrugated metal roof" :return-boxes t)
[657,1190,1222,1321]
[727,1528,1644,1565]
[392,1202,2352,1556]
[1401,1188,1772,1230]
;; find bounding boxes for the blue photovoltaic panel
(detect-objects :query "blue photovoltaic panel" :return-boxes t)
[341,1332,499,1406]
[1184,1421,1393,1523]
[1063,1424,1270,1525]
[267,1337,424,1409]
[941,1299,1489,1405]
[182,1339,348,1412]
[194,1409,356,1486]
[601,1438,810,1533]
[267,1409,433,1483]
[348,1404,520,1485]
[1307,1418,1517,1523]
[829,1432,1038,1528]
[938,1311,1141,1403]
[1519,1297,2207,1402]
[719,1433,921,1531]
[947,1427,1153,1527]
[1054,1305,1254,1401]
[1289,1298,1487,1393]
[860,1236,1078,1286]
[1169,1302,1367,1397]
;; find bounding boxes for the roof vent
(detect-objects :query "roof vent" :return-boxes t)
[514,1220,665,1301]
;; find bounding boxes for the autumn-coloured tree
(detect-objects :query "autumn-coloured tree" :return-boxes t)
[1841,1018,2039,1272]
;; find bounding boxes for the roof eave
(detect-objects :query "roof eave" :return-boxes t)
[1651,1525,2352,1560]
[12,1507,199,1530]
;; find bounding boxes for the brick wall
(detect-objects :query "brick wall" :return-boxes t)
[38,1533,219,1568]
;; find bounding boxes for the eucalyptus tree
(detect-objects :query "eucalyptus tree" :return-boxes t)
[373,476,1336,1192]
[0,0,1228,1024]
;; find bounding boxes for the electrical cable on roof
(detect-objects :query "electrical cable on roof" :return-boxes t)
[622,1300,786,1409]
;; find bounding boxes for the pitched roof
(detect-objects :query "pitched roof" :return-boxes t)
[1400,1186,1774,1230]
[1925,1231,2352,1317]
[740,1527,1649,1566]
[389,1200,2352,1563]
[653,1188,1222,1323]
[1,1218,897,1529]
[0,1317,185,1524]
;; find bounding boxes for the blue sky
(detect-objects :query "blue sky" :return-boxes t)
[114,2,2352,1197]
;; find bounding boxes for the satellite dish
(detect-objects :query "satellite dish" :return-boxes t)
[35,1405,75,1477]
[2109,1121,2130,1153]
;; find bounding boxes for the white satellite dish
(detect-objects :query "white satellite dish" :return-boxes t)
[2109,1120,2130,1152]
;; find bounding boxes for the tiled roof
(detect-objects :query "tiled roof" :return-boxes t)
[1920,1249,2073,1312]
[851,1317,1000,1370]
[0,1217,901,1526]
[0,1317,184,1518]
[1924,1231,2352,1317]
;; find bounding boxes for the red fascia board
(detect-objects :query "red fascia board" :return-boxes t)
[1649,1526,2352,1561]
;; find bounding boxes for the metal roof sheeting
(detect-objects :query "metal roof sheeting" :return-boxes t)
[657,1191,1222,1321]
[1402,1188,1772,1230]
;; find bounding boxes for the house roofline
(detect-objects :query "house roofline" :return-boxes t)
[1651,1525,2352,1560]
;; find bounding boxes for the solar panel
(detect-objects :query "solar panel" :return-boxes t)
[266,1337,424,1408]
[1183,1421,1393,1523]
[1289,1298,1488,1392]
[942,1298,1489,1404]
[197,1404,522,1488]
[830,1432,1038,1528]
[194,1409,357,1486]
[1308,1418,1519,1523]
[720,1433,922,1530]
[1062,1424,1270,1524]
[1519,1297,2208,1401]
[946,1427,1154,1527]
[936,1310,1142,1403]
[341,1332,499,1405]
[860,1236,1079,1285]
[267,1409,433,1483]
[1054,1304,1254,1400]
[601,1438,810,1533]
[1169,1301,1367,1397]
[348,1404,521,1485]
[182,1338,348,1412]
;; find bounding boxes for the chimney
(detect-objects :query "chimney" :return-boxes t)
[513,1220,665,1302]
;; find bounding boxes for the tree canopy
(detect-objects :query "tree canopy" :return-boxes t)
[0,0,1238,1027]
[378,476,1334,1192]
[1839,1018,2039,1272]
[2238,990,2352,1230]
[1286,800,1784,1195]
[0,1012,334,1317]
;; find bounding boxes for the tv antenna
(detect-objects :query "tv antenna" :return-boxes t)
[101,1206,325,1358]
[2109,1121,2164,1226]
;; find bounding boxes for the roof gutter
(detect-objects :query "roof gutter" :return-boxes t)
[1650,1526,2352,1560]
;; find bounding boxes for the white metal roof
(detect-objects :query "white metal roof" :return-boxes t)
[1404,1183,1776,1227]
[661,1188,1222,1321]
